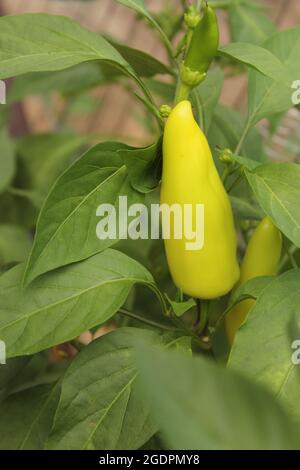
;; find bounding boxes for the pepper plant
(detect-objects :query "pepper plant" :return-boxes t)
[0,0,300,450]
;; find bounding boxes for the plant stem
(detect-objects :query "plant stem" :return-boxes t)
[118,308,176,331]
[222,165,230,185]
[148,18,174,65]
[235,117,251,155]
[192,89,205,130]
[196,0,204,12]
[175,81,191,104]
[171,315,211,350]
[197,299,209,334]
[227,173,244,193]
[145,282,170,317]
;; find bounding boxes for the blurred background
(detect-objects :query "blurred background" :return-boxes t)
[1,0,300,154]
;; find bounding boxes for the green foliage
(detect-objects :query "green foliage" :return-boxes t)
[47,328,190,450]
[137,346,300,449]
[228,270,300,421]
[0,0,299,451]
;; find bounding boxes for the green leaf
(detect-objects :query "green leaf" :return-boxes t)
[47,328,190,450]
[0,383,60,449]
[228,270,300,422]
[115,1,173,58]
[24,142,144,285]
[165,295,196,318]
[107,37,172,77]
[229,3,276,45]
[230,196,263,220]
[228,275,275,309]
[8,62,106,102]
[209,105,265,163]
[17,133,87,203]
[0,357,30,402]
[0,192,38,229]
[0,129,15,194]
[0,249,154,357]
[9,43,170,103]
[0,224,31,265]
[0,13,133,79]
[230,154,262,171]
[247,27,300,126]
[219,43,287,83]
[144,79,175,102]
[192,68,224,133]
[245,163,300,247]
[137,346,299,449]
[120,139,162,193]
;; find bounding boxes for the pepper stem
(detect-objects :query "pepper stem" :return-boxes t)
[175,81,191,104]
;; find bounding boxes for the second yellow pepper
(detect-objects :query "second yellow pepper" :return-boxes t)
[226,216,282,345]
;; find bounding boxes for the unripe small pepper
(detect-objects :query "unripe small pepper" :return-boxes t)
[226,216,282,345]
[181,3,219,87]
[161,100,240,299]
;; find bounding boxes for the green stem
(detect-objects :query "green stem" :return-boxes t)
[171,315,211,350]
[235,117,251,155]
[222,165,230,185]
[118,308,175,331]
[192,89,205,130]
[196,0,204,12]
[197,299,209,334]
[175,81,191,104]
[146,283,170,317]
[149,18,175,65]
[227,173,244,193]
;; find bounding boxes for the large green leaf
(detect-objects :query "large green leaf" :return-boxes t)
[247,27,300,126]
[0,383,60,449]
[228,270,300,422]
[138,346,300,449]
[229,3,276,45]
[220,43,287,84]
[24,142,144,285]
[47,328,190,450]
[9,43,170,103]
[245,163,300,247]
[0,129,15,194]
[0,249,154,357]
[0,13,132,79]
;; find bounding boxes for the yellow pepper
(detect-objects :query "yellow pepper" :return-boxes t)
[161,100,240,299]
[226,216,282,346]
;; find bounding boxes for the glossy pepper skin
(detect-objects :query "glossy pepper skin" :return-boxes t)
[161,100,240,299]
[184,4,219,75]
[226,216,282,346]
